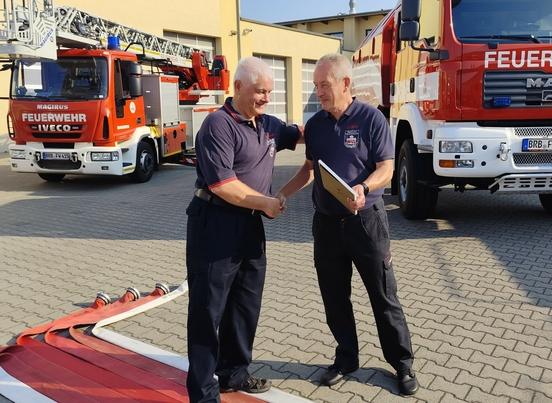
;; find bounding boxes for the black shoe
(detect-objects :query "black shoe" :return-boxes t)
[220,376,271,394]
[320,364,358,386]
[397,369,419,395]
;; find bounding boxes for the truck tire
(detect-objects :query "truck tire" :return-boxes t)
[539,194,552,214]
[131,141,155,183]
[38,173,65,182]
[397,139,438,219]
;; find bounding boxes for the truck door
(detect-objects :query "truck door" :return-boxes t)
[393,0,443,118]
[112,59,143,142]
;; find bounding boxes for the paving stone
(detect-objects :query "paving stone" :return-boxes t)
[429,375,470,400]
[456,370,496,393]
[465,387,510,403]
[504,360,544,380]
[492,380,535,402]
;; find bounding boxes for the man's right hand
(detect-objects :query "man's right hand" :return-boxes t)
[263,197,283,219]
[276,192,287,212]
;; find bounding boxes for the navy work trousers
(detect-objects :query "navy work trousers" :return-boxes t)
[312,197,414,373]
[185,196,266,403]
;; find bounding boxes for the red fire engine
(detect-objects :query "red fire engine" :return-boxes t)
[1,0,229,182]
[353,0,552,218]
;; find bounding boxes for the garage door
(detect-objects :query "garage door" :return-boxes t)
[254,54,287,122]
[302,60,321,123]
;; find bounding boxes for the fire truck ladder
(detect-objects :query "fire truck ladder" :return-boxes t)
[0,0,57,59]
[1,0,207,68]
[54,6,203,68]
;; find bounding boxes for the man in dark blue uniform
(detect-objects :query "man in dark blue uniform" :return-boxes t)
[185,56,301,403]
[277,54,418,396]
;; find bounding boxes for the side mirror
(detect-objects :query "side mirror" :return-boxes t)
[129,76,142,98]
[127,62,142,76]
[128,62,142,98]
[401,0,421,22]
[400,21,420,42]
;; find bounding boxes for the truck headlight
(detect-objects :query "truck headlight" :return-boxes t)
[439,141,473,153]
[10,149,26,159]
[90,152,119,161]
[439,159,474,168]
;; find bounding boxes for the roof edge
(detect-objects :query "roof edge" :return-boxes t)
[276,9,391,26]
[240,17,343,41]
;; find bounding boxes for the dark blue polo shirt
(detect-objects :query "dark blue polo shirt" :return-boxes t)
[305,98,394,215]
[195,97,300,195]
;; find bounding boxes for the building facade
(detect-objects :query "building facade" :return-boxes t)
[278,9,390,55]
[0,0,342,151]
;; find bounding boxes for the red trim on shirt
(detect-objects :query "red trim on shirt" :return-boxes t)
[222,104,244,123]
[208,176,238,189]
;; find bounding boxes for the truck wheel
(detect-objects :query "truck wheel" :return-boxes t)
[539,194,552,214]
[131,141,155,183]
[38,173,65,182]
[397,139,438,219]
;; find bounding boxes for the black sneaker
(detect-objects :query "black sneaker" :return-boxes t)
[397,369,419,395]
[320,364,359,386]
[220,376,271,394]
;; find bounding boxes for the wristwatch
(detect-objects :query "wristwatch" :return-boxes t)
[361,182,370,195]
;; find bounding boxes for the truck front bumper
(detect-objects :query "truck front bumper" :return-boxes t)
[432,123,552,192]
[8,143,133,176]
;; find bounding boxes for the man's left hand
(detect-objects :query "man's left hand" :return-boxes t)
[346,184,366,213]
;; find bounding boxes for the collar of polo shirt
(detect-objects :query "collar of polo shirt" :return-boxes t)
[224,97,261,128]
[324,97,360,121]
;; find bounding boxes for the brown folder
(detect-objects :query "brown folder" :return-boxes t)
[318,159,357,213]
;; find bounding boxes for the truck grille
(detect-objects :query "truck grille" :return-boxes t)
[513,127,552,137]
[513,152,552,166]
[33,132,81,139]
[484,71,552,108]
[36,160,82,170]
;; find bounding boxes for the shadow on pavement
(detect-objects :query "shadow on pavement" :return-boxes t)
[252,360,401,395]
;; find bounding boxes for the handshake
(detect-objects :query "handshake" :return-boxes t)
[263,192,287,219]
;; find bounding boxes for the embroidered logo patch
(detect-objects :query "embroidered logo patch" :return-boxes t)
[266,133,276,157]
[344,129,360,148]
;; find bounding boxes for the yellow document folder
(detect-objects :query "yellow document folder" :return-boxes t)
[318,159,357,212]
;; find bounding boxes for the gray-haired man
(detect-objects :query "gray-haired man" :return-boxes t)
[186,56,302,402]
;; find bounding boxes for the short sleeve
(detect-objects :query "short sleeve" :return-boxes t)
[304,119,314,161]
[195,114,237,189]
[370,109,394,162]
[268,116,300,152]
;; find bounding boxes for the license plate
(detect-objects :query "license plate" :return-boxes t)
[522,138,552,152]
[42,152,70,160]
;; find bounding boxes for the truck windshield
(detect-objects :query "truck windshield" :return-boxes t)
[11,57,108,100]
[452,0,552,43]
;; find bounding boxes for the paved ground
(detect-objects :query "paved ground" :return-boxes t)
[0,147,551,402]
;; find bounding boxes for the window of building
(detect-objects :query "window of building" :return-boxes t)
[254,54,288,122]
[302,60,321,123]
